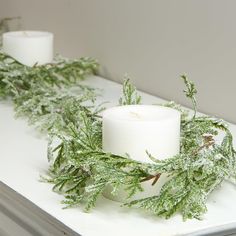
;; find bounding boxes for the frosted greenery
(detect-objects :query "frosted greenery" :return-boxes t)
[0,49,236,220]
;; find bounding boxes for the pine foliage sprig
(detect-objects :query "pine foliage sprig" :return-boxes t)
[119,74,141,105]
[181,74,197,119]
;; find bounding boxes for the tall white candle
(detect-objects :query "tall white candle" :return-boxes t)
[3,31,53,67]
[102,105,181,201]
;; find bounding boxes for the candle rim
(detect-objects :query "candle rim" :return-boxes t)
[102,105,180,122]
[3,30,53,38]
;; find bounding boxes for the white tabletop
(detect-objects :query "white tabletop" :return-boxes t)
[1,76,236,236]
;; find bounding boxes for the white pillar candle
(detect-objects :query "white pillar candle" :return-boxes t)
[102,105,181,201]
[3,31,53,67]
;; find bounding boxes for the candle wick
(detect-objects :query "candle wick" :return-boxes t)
[130,112,142,119]
[23,31,29,37]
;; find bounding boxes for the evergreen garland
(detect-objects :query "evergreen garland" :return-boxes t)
[0,50,235,221]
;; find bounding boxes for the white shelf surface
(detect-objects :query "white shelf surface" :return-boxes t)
[1,76,236,236]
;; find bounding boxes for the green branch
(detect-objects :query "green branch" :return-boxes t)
[119,75,141,105]
[181,75,197,120]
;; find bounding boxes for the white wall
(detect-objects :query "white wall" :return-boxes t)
[1,0,236,123]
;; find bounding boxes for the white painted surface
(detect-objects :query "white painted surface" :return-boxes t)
[1,76,236,236]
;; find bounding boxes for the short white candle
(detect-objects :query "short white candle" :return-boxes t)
[102,105,181,201]
[3,31,53,67]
